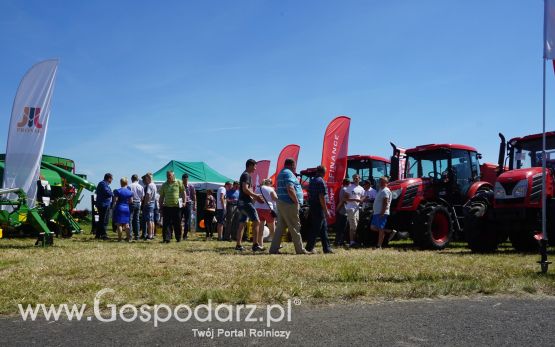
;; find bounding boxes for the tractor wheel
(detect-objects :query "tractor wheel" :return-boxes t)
[356,208,381,247]
[48,221,73,238]
[464,201,499,253]
[415,204,453,250]
[509,225,539,252]
[299,206,311,240]
[60,227,74,238]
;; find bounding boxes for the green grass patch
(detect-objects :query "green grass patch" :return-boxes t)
[0,227,554,315]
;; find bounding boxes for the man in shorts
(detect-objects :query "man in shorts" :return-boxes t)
[235,159,264,251]
[370,176,397,249]
[142,173,157,240]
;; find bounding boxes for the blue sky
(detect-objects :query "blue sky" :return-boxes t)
[0,1,552,193]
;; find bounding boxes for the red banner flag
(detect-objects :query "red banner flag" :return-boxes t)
[252,160,271,188]
[271,144,300,184]
[321,116,351,224]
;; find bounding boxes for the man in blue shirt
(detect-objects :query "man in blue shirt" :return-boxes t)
[305,165,333,253]
[269,158,310,254]
[224,181,240,241]
[95,173,113,240]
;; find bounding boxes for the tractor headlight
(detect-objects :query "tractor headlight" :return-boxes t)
[391,188,402,200]
[494,182,506,199]
[512,179,528,198]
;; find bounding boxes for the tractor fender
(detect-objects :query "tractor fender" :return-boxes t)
[467,181,493,201]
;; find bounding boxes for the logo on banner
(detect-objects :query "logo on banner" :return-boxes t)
[16,107,43,132]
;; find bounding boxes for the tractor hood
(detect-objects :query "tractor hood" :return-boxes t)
[494,167,548,207]
[389,178,423,190]
[497,167,542,183]
[389,178,427,212]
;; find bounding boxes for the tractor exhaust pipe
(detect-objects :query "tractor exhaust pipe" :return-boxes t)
[390,142,400,181]
[498,133,506,175]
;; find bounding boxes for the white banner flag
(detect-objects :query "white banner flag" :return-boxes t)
[545,0,555,59]
[2,59,58,207]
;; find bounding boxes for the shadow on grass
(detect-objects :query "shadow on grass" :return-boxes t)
[0,243,37,249]
[384,241,555,256]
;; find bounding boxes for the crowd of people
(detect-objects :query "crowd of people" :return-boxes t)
[93,158,396,252]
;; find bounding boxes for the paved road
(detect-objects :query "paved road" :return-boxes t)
[2,296,555,346]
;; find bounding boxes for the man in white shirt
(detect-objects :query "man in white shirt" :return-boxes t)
[216,182,231,240]
[371,176,397,248]
[345,174,365,247]
[129,174,145,241]
[362,180,377,210]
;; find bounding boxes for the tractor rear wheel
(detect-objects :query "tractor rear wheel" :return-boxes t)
[464,201,500,253]
[415,204,453,250]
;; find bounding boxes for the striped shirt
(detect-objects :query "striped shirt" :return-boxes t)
[159,180,184,207]
[276,168,303,205]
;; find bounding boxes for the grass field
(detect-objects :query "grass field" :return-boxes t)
[0,225,554,315]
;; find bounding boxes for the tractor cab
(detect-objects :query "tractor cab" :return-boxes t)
[299,155,390,201]
[387,144,491,250]
[391,144,483,211]
[346,155,390,185]
[495,132,555,209]
[478,131,555,252]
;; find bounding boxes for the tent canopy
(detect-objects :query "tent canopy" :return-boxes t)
[153,161,233,190]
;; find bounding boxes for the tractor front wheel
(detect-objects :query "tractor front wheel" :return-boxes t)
[415,204,453,250]
[509,225,539,252]
[464,201,501,253]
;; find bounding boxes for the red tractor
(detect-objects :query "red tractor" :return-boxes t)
[388,143,495,250]
[465,132,555,252]
[298,155,390,239]
[345,155,390,185]
[299,155,391,204]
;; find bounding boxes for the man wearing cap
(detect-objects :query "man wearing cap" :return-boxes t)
[371,176,397,248]
[235,159,264,251]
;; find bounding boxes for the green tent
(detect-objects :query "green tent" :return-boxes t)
[153,161,233,190]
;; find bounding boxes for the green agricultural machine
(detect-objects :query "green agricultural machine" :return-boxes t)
[0,154,95,245]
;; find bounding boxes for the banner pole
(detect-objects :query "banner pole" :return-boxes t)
[539,56,550,273]
[543,57,547,243]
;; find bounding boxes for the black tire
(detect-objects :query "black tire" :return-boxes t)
[299,205,310,240]
[47,221,70,239]
[509,225,539,252]
[356,208,387,247]
[464,201,499,253]
[415,203,453,250]
[60,227,74,238]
